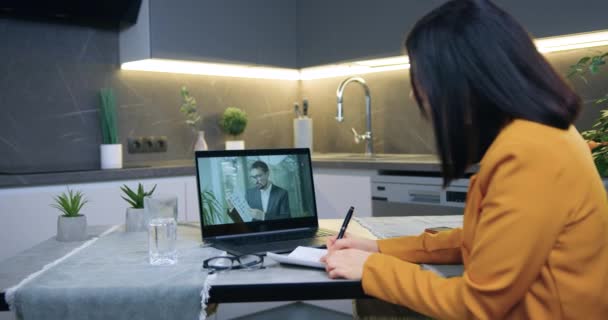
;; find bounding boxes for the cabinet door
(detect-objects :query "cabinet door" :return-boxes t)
[0,177,190,261]
[313,168,374,219]
[149,0,297,68]
[296,0,443,67]
[297,0,608,68]
[185,177,201,222]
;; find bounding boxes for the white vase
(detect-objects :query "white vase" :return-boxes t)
[100,144,123,169]
[125,208,148,232]
[225,140,245,150]
[194,131,208,151]
[57,215,88,242]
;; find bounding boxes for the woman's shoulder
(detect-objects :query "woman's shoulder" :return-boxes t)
[478,119,592,183]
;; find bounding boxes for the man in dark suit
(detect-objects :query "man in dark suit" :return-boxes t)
[245,160,291,220]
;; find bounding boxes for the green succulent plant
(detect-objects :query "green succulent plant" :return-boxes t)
[179,86,202,131]
[120,183,157,209]
[51,188,89,217]
[219,107,248,138]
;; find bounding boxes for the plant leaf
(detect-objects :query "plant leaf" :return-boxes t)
[144,184,157,197]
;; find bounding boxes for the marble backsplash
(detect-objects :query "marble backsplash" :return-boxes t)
[0,18,298,173]
[0,17,606,173]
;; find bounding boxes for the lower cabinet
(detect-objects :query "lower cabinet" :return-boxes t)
[0,176,196,262]
[0,168,377,261]
[313,168,375,219]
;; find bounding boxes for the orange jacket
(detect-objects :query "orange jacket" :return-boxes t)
[362,120,608,319]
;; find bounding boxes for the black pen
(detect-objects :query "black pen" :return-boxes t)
[337,206,355,239]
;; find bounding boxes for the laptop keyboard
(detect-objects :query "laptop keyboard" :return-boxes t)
[219,229,334,246]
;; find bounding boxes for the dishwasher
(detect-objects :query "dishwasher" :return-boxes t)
[371,174,469,216]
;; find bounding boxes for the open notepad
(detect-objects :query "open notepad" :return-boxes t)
[266,246,327,269]
[268,247,464,278]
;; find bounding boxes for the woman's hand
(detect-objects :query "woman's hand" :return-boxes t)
[321,249,373,279]
[326,234,379,253]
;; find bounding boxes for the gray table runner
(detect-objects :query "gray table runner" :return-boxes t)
[6,225,221,320]
[354,216,465,278]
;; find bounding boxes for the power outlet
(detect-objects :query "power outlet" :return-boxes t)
[127,136,168,153]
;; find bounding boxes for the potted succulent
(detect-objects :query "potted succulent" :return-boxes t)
[99,88,122,169]
[568,52,608,176]
[179,86,207,151]
[219,107,248,150]
[121,183,157,232]
[51,188,89,242]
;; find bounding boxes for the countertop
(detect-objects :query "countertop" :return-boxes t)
[0,154,446,189]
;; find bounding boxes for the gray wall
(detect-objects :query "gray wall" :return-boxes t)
[301,46,608,154]
[0,18,298,173]
[0,8,607,173]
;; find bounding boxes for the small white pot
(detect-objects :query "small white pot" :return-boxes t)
[125,208,148,232]
[100,144,123,169]
[57,215,88,242]
[225,140,245,150]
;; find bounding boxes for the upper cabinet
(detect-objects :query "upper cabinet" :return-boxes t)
[120,0,297,68]
[121,0,608,69]
[296,0,608,68]
[296,0,443,68]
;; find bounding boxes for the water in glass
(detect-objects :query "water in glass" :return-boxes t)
[148,217,177,265]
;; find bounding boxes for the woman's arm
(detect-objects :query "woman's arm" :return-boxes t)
[377,228,463,264]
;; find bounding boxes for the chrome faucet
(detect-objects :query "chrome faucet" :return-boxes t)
[336,76,373,156]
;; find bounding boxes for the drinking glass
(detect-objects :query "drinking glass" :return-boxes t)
[145,195,178,265]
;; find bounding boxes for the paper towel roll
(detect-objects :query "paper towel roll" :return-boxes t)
[294,118,313,151]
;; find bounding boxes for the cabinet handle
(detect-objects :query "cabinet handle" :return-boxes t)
[409,191,440,204]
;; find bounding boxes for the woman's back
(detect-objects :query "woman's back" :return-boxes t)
[465,119,608,318]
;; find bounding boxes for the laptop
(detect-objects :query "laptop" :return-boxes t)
[194,148,335,255]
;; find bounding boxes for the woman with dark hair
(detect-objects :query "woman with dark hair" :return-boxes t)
[322,0,608,319]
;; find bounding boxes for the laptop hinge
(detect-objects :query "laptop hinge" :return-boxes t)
[209,227,317,241]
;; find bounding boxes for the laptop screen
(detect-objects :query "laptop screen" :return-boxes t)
[195,148,319,239]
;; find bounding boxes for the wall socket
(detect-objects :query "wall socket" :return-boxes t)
[127,136,168,154]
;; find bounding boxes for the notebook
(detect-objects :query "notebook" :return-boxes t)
[194,148,335,256]
[268,246,463,277]
[267,246,327,269]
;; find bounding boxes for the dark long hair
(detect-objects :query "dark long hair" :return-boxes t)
[405,0,581,186]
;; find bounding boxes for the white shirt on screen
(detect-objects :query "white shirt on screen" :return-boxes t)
[260,183,273,213]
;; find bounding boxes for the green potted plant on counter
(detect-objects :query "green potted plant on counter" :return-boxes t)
[99,88,122,169]
[121,183,157,232]
[52,188,89,242]
[219,107,248,150]
[179,86,208,151]
[568,52,608,176]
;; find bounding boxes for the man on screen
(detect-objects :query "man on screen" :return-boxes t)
[246,160,291,220]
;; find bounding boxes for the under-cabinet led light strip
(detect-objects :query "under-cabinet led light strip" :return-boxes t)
[120,59,301,80]
[121,30,608,80]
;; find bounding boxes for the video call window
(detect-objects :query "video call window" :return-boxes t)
[197,154,315,226]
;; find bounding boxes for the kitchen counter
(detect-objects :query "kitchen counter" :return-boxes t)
[0,154,450,189]
[312,153,444,172]
[0,160,197,189]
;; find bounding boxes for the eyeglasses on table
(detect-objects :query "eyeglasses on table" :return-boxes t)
[202,254,265,274]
